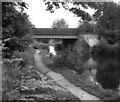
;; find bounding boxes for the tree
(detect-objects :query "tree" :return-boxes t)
[95,2,120,30]
[94,2,120,44]
[52,18,68,28]
[79,21,98,33]
[44,1,100,21]
[2,2,34,58]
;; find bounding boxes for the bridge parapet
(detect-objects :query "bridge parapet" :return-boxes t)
[33,28,78,39]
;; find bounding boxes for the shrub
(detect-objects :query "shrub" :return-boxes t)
[2,47,35,100]
[91,42,120,56]
[53,46,88,74]
[13,47,35,66]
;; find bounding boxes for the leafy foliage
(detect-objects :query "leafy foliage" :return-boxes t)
[79,21,98,33]
[2,2,34,58]
[93,2,120,30]
[92,41,120,56]
[13,47,35,65]
[44,1,101,21]
[94,2,120,44]
[53,46,88,74]
[2,47,77,100]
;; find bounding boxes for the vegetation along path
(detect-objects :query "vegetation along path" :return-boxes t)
[34,50,100,101]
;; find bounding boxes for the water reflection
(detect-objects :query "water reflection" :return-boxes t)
[82,57,99,86]
[93,56,120,90]
[83,55,120,90]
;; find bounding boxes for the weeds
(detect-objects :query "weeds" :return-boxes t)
[2,47,35,100]
[52,46,88,74]
[13,47,35,66]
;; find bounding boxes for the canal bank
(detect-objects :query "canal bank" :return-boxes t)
[34,50,100,101]
[40,48,119,101]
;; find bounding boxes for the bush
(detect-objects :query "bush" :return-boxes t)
[2,47,36,100]
[53,46,88,74]
[91,42,120,56]
[13,47,35,66]
[2,2,34,58]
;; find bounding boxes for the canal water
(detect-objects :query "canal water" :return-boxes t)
[81,54,120,91]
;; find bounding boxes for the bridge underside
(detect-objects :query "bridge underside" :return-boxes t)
[34,36,77,48]
[62,39,77,48]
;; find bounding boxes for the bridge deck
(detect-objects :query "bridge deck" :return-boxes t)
[33,28,78,39]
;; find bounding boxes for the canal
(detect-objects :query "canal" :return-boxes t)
[79,53,120,98]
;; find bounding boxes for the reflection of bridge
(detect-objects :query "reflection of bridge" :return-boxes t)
[33,28,100,47]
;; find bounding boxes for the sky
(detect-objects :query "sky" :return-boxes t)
[24,0,120,28]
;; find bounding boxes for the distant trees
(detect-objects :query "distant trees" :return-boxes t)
[52,18,68,28]
[2,2,34,58]
[79,21,97,33]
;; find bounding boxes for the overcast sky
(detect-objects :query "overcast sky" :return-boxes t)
[24,0,120,28]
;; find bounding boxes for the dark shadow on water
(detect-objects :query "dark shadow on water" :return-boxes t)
[91,55,120,90]
[102,97,120,102]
